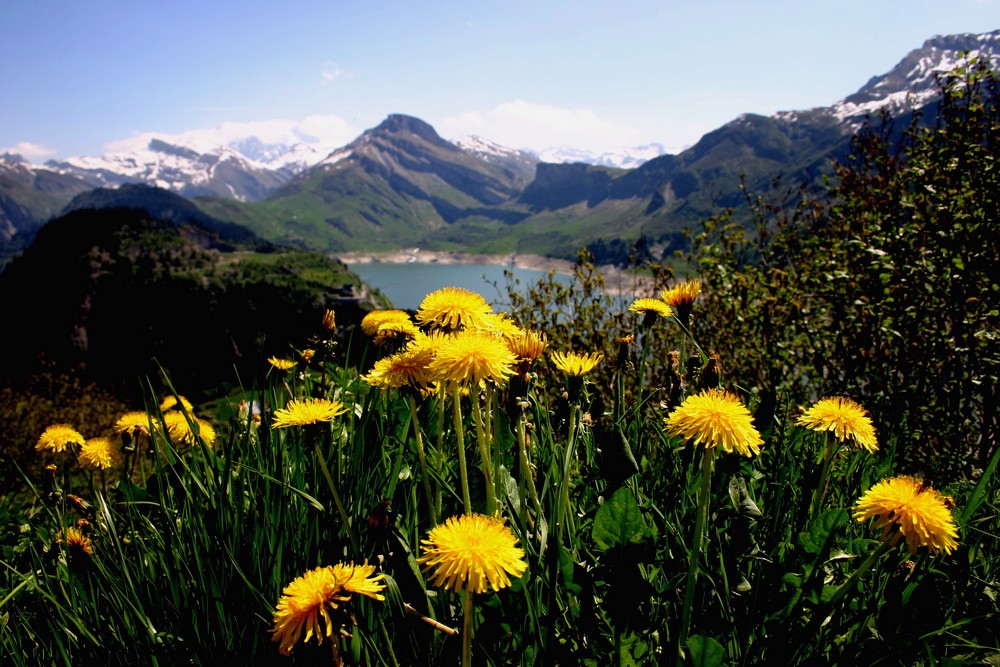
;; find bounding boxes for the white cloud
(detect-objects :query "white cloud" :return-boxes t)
[439,100,650,154]
[320,62,353,85]
[1,141,57,161]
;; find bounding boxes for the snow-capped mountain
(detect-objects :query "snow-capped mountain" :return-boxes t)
[44,138,291,202]
[535,143,669,169]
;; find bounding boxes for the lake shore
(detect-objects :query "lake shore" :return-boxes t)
[334,249,657,295]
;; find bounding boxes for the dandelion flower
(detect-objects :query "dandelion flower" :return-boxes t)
[660,280,702,309]
[660,280,702,326]
[78,437,121,470]
[160,395,194,412]
[415,287,493,331]
[272,398,348,428]
[300,349,315,363]
[550,350,604,377]
[508,329,546,363]
[56,526,93,556]
[114,411,155,437]
[321,309,337,332]
[268,356,297,371]
[363,346,436,390]
[164,412,217,446]
[373,317,421,346]
[270,562,385,656]
[853,475,959,555]
[797,396,878,452]
[428,330,517,386]
[664,388,763,457]
[35,424,85,454]
[361,309,412,337]
[629,297,674,324]
[417,514,528,594]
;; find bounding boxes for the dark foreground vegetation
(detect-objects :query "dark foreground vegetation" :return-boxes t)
[1,61,997,666]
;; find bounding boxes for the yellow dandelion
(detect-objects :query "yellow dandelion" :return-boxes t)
[361,309,411,337]
[373,317,421,346]
[321,309,337,332]
[508,329,547,363]
[56,526,93,556]
[363,346,436,390]
[300,349,316,363]
[35,424,85,454]
[114,411,155,437]
[164,412,217,447]
[664,388,763,457]
[550,350,604,377]
[629,297,674,323]
[471,312,523,341]
[270,562,386,656]
[417,513,528,594]
[797,396,878,452]
[415,287,493,331]
[271,397,348,428]
[853,475,959,555]
[428,330,517,386]
[160,395,194,412]
[660,280,702,309]
[78,437,122,470]
[268,356,297,371]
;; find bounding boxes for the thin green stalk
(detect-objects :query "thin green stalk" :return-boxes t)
[810,435,838,520]
[678,446,716,662]
[408,395,437,525]
[517,413,542,525]
[452,388,472,514]
[473,394,497,516]
[314,443,361,559]
[462,587,475,667]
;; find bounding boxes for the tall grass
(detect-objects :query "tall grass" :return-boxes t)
[2,277,997,667]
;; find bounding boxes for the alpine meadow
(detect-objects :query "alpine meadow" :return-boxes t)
[1,39,999,667]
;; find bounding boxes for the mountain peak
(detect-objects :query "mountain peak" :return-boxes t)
[372,114,455,149]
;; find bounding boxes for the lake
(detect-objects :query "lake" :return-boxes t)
[346,262,573,311]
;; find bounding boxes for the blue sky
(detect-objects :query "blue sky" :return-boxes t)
[2,0,999,162]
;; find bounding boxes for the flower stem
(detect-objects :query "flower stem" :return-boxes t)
[314,442,361,559]
[409,395,437,525]
[461,587,475,667]
[810,434,838,519]
[452,388,472,514]
[678,445,715,661]
[473,393,496,516]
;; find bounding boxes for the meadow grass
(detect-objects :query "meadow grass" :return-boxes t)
[2,277,996,667]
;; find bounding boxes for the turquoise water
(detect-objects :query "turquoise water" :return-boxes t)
[346,262,572,311]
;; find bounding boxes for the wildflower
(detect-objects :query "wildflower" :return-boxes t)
[853,475,959,555]
[271,398,348,428]
[471,312,523,341]
[268,356,297,371]
[797,396,878,452]
[508,329,547,364]
[361,309,411,337]
[164,412,217,447]
[270,562,386,656]
[664,388,763,457]
[300,349,316,363]
[417,514,528,594]
[159,395,194,412]
[629,297,674,327]
[363,346,436,390]
[78,437,121,470]
[56,526,93,556]
[660,280,702,326]
[35,424,85,454]
[428,330,517,386]
[550,350,604,377]
[322,309,337,332]
[372,317,421,346]
[415,287,493,331]
[114,411,155,438]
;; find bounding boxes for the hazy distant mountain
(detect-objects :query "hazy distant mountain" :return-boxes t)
[3,29,997,265]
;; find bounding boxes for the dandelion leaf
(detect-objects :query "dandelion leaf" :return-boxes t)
[592,486,657,551]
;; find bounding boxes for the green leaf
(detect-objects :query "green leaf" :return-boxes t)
[685,634,726,667]
[797,509,848,554]
[592,486,657,550]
